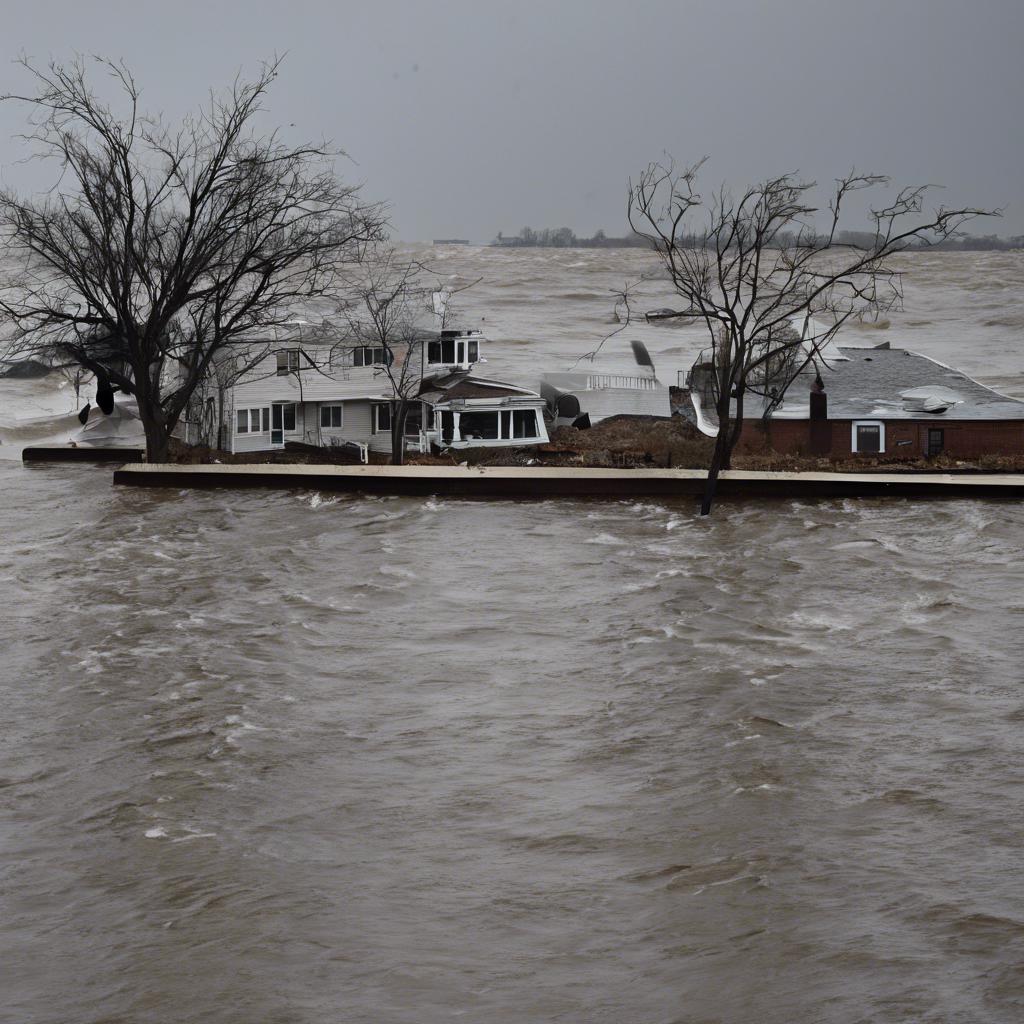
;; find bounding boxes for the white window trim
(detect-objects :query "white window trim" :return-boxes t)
[271,402,297,434]
[320,404,344,429]
[236,407,270,434]
[426,337,481,368]
[276,349,301,375]
[372,403,392,433]
[448,407,541,444]
[852,420,885,454]
[354,346,392,367]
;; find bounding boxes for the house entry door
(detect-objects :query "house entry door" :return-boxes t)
[271,403,296,446]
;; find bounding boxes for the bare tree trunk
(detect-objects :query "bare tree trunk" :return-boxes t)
[701,428,732,516]
[390,400,409,466]
[135,389,171,463]
[724,388,746,470]
[142,422,170,463]
[700,388,746,516]
[217,385,225,451]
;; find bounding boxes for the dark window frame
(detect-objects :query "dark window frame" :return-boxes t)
[856,423,882,453]
[353,346,393,367]
[373,403,392,433]
[320,404,343,429]
[276,349,301,376]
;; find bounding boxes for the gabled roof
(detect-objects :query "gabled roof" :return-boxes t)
[418,372,542,404]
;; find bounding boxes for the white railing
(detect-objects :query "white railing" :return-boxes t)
[403,432,431,454]
[586,374,659,391]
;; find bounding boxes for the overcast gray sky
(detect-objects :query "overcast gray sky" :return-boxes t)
[1,0,1021,240]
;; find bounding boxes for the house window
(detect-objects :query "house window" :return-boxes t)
[276,349,301,375]
[235,408,269,434]
[459,410,500,440]
[427,336,457,364]
[320,404,343,429]
[373,404,392,433]
[498,409,538,439]
[513,409,538,439]
[852,421,885,454]
[927,428,945,457]
[353,346,392,367]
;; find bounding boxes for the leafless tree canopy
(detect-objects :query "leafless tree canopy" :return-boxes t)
[338,248,479,464]
[338,250,427,465]
[628,159,998,513]
[0,55,385,460]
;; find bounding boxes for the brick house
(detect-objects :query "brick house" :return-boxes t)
[689,342,1024,460]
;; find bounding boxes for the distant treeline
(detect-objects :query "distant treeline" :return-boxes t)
[492,227,1024,251]
[492,228,651,249]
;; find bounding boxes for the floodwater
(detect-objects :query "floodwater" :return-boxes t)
[2,248,1024,1023]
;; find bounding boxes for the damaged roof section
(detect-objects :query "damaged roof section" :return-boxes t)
[418,373,542,405]
[768,347,1024,421]
[692,344,1024,429]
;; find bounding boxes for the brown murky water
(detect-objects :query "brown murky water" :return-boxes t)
[2,249,1024,1023]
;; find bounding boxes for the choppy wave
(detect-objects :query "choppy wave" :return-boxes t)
[3,249,1024,1023]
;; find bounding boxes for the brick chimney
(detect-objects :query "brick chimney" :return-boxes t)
[808,372,831,454]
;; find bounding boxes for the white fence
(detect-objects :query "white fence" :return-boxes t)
[585,374,659,391]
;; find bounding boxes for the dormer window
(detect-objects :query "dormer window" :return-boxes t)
[276,349,301,375]
[427,333,481,366]
[353,345,392,367]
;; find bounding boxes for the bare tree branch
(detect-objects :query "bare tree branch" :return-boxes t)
[0,55,385,460]
[628,158,999,514]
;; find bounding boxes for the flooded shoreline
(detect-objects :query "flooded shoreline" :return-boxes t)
[2,248,1024,1022]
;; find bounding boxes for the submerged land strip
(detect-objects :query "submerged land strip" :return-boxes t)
[111,462,1024,500]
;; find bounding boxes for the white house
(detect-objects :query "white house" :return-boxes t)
[185,324,549,457]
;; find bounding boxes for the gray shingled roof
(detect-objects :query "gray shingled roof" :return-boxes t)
[766,347,1024,421]
[418,373,542,405]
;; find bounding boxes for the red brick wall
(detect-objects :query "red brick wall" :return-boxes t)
[737,418,1024,459]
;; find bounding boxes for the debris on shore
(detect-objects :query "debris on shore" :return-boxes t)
[169,416,1024,474]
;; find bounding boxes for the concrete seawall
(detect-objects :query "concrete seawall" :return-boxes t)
[112,462,1024,500]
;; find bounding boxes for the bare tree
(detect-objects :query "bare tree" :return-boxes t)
[628,159,997,514]
[337,250,431,465]
[0,56,384,461]
[182,339,283,450]
[339,250,480,464]
[570,281,637,367]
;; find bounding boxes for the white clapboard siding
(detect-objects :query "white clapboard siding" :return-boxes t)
[228,398,392,454]
[231,403,307,453]
[232,348,394,405]
[310,400,377,449]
